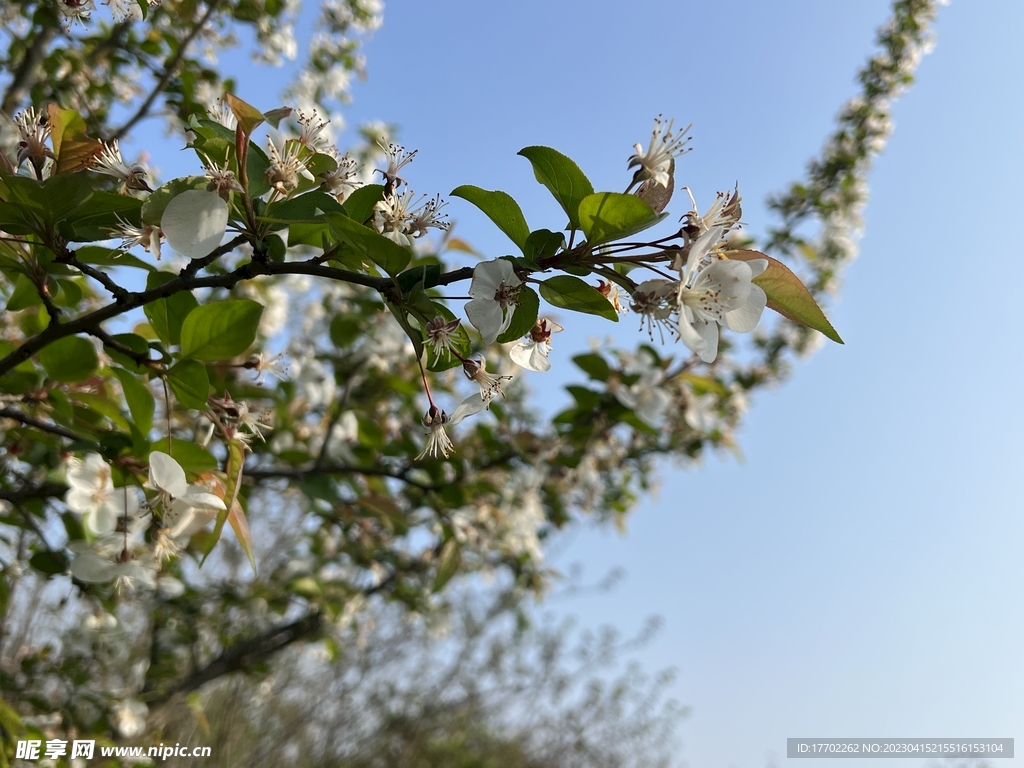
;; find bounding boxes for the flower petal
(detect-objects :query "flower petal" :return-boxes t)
[466,298,503,345]
[161,190,229,259]
[724,283,767,333]
[148,451,188,497]
[449,393,488,425]
[509,340,551,373]
[70,550,119,583]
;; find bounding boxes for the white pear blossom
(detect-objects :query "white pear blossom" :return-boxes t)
[376,139,417,187]
[682,186,743,236]
[465,259,523,344]
[611,350,671,428]
[68,514,156,593]
[296,109,329,150]
[114,216,162,260]
[423,316,462,365]
[462,358,512,401]
[373,189,417,247]
[629,279,677,342]
[92,140,151,193]
[416,407,455,460]
[265,138,311,194]
[676,227,768,363]
[684,391,720,432]
[13,107,52,173]
[319,148,361,202]
[147,451,226,535]
[415,395,488,461]
[65,453,139,535]
[509,318,563,373]
[628,116,690,188]
[208,99,237,130]
[112,699,148,739]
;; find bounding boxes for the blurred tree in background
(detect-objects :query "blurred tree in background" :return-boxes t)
[0,0,941,763]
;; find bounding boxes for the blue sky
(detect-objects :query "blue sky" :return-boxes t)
[138,1,1024,765]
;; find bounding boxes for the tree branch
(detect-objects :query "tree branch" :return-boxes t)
[0,406,87,442]
[0,256,390,378]
[247,461,432,492]
[109,0,223,141]
[145,610,323,705]
[0,482,67,503]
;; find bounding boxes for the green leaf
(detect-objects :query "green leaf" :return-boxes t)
[64,192,145,242]
[29,551,67,577]
[180,299,264,361]
[539,275,618,322]
[396,264,442,293]
[496,285,540,343]
[141,176,210,227]
[143,272,199,347]
[341,184,385,223]
[113,368,154,434]
[167,359,211,409]
[433,538,461,592]
[325,212,412,276]
[577,192,664,245]
[572,353,611,382]
[517,146,594,230]
[6,275,42,311]
[730,250,843,344]
[261,190,344,225]
[104,332,151,373]
[39,337,98,382]
[524,229,565,264]
[450,185,530,252]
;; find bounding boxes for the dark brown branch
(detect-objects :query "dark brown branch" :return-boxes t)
[247,461,432,491]
[57,250,130,302]
[0,482,67,503]
[0,257,389,378]
[86,327,160,369]
[179,234,248,278]
[109,0,223,142]
[145,610,323,705]
[0,406,87,442]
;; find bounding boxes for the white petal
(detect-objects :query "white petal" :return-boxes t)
[449,393,488,425]
[85,503,119,536]
[148,451,188,497]
[161,189,229,259]
[181,487,227,510]
[70,550,118,583]
[157,575,186,599]
[692,260,753,312]
[682,226,724,282]
[469,259,517,299]
[724,284,767,333]
[635,388,671,427]
[65,487,95,514]
[509,341,551,373]
[465,298,503,345]
[743,257,769,278]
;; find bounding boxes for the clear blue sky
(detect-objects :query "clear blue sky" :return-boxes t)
[142,1,1024,765]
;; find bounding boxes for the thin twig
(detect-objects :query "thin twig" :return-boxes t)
[0,406,88,442]
[109,0,223,141]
